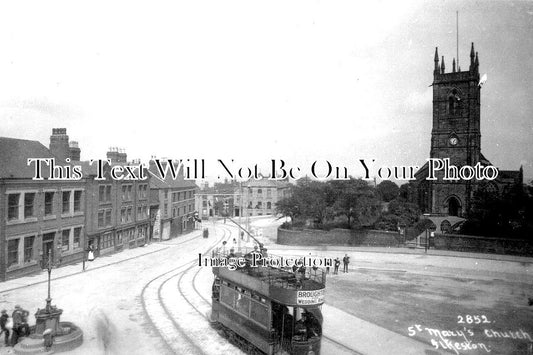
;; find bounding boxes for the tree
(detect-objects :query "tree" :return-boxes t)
[276,178,332,226]
[387,199,420,227]
[275,195,300,221]
[374,198,420,231]
[328,178,381,228]
[461,183,533,239]
[376,180,400,202]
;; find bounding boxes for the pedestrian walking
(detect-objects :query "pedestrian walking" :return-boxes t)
[343,254,350,273]
[333,257,340,275]
[0,310,10,346]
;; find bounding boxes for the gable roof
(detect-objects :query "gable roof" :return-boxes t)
[0,137,57,179]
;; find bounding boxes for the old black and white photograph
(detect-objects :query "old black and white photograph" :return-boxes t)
[0,1,532,354]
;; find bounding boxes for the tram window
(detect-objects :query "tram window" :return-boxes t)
[235,293,250,316]
[250,301,269,328]
[220,285,234,307]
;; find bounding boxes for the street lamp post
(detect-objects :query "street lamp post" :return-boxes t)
[17,246,84,353]
[45,249,53,312]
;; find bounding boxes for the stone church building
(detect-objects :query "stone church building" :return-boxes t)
[410,43,522,218]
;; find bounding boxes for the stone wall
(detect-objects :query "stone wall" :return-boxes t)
[433,233,533,256]
[277,228,403,247]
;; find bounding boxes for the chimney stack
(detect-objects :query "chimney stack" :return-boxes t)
[49,128,70,163]
[69,141,81,161]
[107,147,127,163]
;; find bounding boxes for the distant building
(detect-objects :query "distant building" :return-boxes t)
[196,180,238,219]
[410,44,522,217]
[149,160,198,240]
[238,179,291,217]
[0,131,86,280]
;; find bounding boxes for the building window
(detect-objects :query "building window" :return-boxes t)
[448,96,455,115]
[126,185,132,200]
[138,185,147,199]
[62,191,71,213]
[101,233,114,249]
[62,229,70,251]
[117,231,123,245]
[7,239,19,267]
[45,192,54,216]
[8,193,20,220]
[24,193,35,218]
[257,201,262,209]
[267,189,272,198]
[74,190,82,212]
[105,209,112,226]
[257,189,262,195]
[121,208,126,223]
[98,210,105,227]
[101,185,112,202]
[24,236,34,263]
[73,227,81,249]
[99,185,106,202]
[127,207,132,222]
[267,202,272,209]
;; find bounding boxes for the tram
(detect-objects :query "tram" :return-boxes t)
[210,221,325,355]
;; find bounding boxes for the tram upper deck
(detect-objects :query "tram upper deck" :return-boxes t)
[211,247,326,307]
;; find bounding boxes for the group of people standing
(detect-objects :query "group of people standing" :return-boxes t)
[0,305,30,347]
[328,254,350,275]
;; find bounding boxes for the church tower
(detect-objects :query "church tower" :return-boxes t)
[412,43,522,221]
[426,43,481,216]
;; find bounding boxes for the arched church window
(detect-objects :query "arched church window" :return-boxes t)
[448,96,455,115]
[447,197,461,217]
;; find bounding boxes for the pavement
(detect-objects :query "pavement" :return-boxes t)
[267,243,533,264]
[0,230,203,294]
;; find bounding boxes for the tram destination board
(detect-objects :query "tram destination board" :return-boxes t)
[296,289,325,306]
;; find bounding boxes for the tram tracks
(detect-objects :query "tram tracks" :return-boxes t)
[140,225,238,355]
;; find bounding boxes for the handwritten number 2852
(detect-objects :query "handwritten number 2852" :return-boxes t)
[457,315,490,324]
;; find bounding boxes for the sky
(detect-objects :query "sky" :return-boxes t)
[1,0,532,183]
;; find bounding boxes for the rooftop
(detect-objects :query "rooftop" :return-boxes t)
[0,137,57,179]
